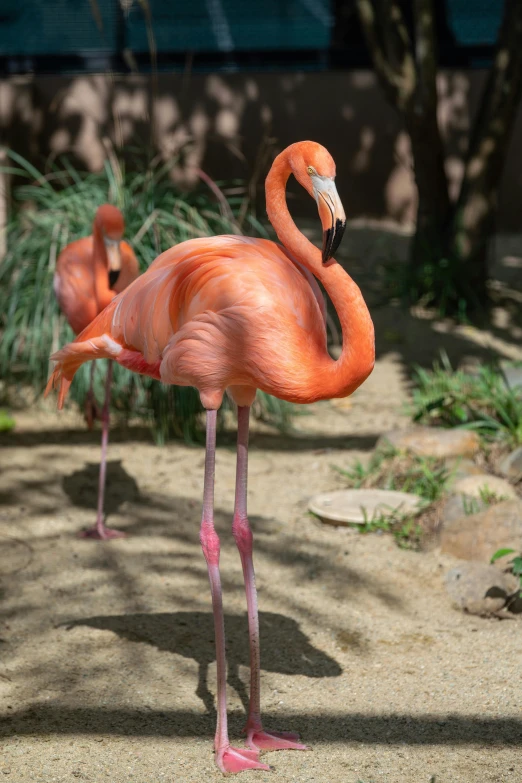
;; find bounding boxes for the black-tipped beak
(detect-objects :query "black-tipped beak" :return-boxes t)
[322,216,347,264]
[313,177,347,263]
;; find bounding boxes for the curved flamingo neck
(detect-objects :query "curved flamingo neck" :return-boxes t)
[265,149,375,398]
[92,219,114,311]
[266,152,323,273]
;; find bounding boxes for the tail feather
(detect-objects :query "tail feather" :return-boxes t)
[46,298,123,409]
[47,283,166,409]
[46,334,123,409]
[45,373,73,411]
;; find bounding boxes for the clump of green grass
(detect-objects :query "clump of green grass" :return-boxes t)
[478,485,510,504]
[0,409,15,432]
[410,352,522,447]
[333,446,451,548]
[461,486,509,516]
[334,445,450,502]
[0,149,290,442]
[458,482,511,518]
[355,511,423,549]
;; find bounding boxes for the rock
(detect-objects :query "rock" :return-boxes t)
[440,494,487,525]
[452,474,518,501]
[445,458,484,481]
[445,562,518,615]
[507,594,522,614]
[308,488,424,526]
[499,447,522,480]
[440,500,522,562]
[378,427,480,459]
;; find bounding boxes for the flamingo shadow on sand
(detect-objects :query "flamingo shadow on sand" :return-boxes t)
[67,611,343,716]
[62,460,140,531]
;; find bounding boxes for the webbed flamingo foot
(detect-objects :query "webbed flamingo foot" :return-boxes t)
[245,726,308,752]
[216,745,270,774]
[79,524,126,540]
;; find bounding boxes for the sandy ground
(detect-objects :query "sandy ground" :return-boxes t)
[1,356,521,783]
[2,228,522,782]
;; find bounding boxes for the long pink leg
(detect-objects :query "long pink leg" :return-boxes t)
[232,405,308,753]
[200,409,269,774]
[84,361,100,430]
[80,361,125,540]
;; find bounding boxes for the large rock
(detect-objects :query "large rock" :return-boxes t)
[440,494,487,525]
[445,458,484,481]
[440,500,522,562]
[445,562,518,616]
[499,447,522,480]
[452,474,518,501]
[378,427,480,459]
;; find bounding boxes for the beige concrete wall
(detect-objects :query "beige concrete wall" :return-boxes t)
[1,69,521,230]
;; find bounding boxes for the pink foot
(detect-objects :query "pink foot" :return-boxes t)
[79,526,127,540]
[216,745,270,774]
[246,728,308,752]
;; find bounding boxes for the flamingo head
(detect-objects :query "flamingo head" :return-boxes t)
[95,204,125,280]
[288,141,346,264]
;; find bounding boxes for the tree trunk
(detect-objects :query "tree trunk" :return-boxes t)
[357,0,522,317]
[357,0,452,301]
[406,0,451,288]
[448,0,522,309]
[405,110,451,267]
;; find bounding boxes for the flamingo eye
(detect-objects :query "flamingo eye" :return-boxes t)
[307,166,316,175]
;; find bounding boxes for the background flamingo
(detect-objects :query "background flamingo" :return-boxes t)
[53,204,139,539]
[46,141,375,773]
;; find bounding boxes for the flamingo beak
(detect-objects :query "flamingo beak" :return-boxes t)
[104,237,121,286]
[312,177,347,263]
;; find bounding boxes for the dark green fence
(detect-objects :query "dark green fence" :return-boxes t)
[0,0,332,57]
[0,0,504,73]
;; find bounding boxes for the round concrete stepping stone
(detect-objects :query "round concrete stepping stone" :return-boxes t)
[308,488,425,526]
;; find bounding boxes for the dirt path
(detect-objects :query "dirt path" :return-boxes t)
[1,344,521,783]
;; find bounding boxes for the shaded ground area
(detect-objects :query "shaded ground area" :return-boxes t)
[1,227,522,782]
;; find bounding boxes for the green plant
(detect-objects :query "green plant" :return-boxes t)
[410,352,522,446]
[0,149,291,441]
[461,486,509,516]
[356,510,423,549]
[334,447,450,503]
[332,447,449,548]
[462,495,482,516]
[491,548,522,597]
[384,246,473,322]
[0,409,15,432]
[478,486,509,505]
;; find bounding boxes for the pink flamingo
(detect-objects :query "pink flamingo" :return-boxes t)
[46,142,375,772]
[53,204,139,538]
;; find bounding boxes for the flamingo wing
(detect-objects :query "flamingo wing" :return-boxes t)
[47,235,328,408]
